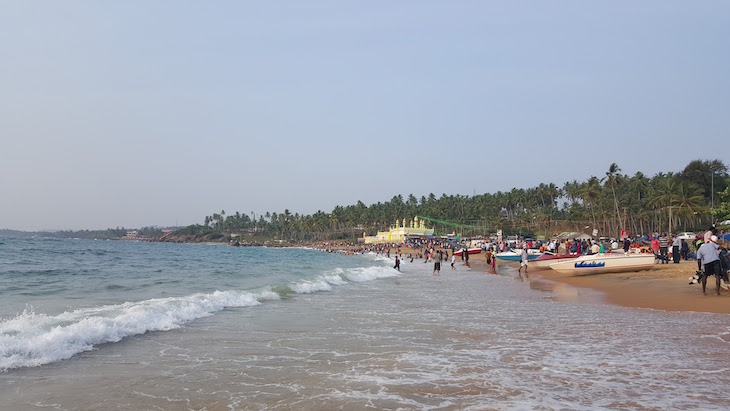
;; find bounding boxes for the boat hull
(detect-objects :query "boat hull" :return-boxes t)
[495,250,542,262]
[530,253,579,270]
[548,254,655,275]
[454,248,482,256]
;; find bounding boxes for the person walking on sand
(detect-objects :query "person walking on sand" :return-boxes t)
[518,245,529,280]
[697,235,722,295]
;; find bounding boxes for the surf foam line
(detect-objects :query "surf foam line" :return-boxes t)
[285,266,398,294]
[0,265,398,371]
[0,289,276,371]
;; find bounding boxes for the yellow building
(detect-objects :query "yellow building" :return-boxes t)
[363,216,435,244]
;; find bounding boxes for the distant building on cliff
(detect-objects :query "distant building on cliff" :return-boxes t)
[122,230,139,240]
[121,230,150,241]
[363,216,435,244]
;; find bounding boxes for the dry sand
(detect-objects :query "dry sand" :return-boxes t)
[472,256,730,314]
[527,259,730,314]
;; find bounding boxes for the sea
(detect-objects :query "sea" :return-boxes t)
[1,236,729,410]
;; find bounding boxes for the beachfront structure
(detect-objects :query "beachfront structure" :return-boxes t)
[122,231,139,240]
[363,216,435,244]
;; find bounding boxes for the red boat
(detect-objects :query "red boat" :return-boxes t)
[453,247,482,256]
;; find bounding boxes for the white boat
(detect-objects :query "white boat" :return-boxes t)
[529,252,580,270]
[495,249,542,262]
[547,253,655,275]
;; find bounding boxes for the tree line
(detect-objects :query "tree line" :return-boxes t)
[188,159,729,241]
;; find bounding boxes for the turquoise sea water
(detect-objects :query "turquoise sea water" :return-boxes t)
[1,236,729,410]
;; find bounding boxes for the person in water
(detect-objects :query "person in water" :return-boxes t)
[518,245,529,281]
[393,256,400,271]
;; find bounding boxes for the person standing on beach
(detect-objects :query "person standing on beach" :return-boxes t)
[672,234,681,264]
[433,252,442,275]
[697,235,722,295]
[518,245,529,280]
[451,254,455,270]
[590,240,599,255]
[651,236,660,257]
[658,232,669,263]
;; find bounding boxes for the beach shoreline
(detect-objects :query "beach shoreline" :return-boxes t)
[315,242,730,315]
[475,257,730,314]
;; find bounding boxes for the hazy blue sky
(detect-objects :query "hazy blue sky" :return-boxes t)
[1,1,729,231]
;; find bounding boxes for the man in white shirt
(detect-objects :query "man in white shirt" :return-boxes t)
[697,235,721,295]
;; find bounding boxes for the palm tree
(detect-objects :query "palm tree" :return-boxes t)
[581,177,603,230]
[604,163,622,232]
[650,176,679,231]
[673,182,704,229]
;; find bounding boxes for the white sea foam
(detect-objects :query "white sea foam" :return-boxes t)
[321,274,348,286]
[342,266,399,282]
[289,279,333,294]
[0,290,264,371]
[361,252,393,263]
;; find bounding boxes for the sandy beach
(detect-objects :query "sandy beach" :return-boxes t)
[472,255,730,314]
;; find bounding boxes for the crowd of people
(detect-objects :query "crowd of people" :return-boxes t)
[312,227,729,291]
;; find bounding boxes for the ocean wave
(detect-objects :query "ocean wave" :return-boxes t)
[342,266,399,282]
[0,290,269,371]
[0,251,397,371]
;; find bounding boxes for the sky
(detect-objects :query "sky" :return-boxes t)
[1,1,729,231]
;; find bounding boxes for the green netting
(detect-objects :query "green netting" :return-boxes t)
[417,216,489,232]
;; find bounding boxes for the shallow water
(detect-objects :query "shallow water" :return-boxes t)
[1,237,729,410]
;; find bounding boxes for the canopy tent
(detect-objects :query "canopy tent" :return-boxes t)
[554,231,593,241]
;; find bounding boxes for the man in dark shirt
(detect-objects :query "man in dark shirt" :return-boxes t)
[681,239,689,260]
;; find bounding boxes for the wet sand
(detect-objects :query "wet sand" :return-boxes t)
[320,243,730,314]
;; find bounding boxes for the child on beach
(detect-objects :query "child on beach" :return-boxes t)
[451,255,455,270]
